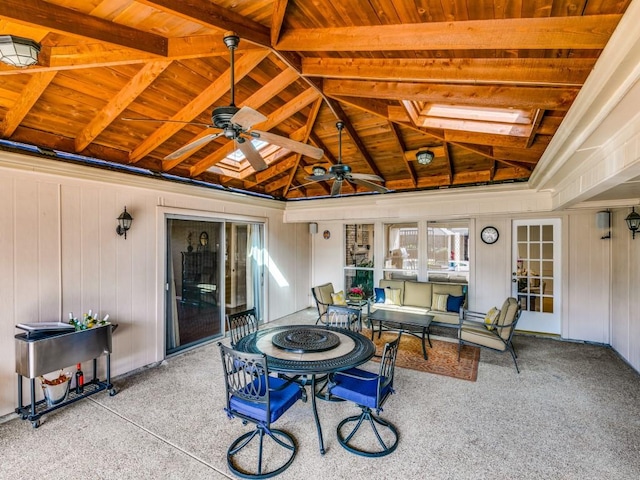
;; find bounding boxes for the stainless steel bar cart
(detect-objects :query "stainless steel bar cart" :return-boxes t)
[14,323,117,428]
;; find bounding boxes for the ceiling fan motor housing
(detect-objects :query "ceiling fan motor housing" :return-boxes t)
[212,105,239,129]
[330,163,351,178]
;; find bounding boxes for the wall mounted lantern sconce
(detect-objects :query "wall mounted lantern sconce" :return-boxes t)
[116,207,133,239]
[0,35,41,68]
[416,150,434,165]
[625,206,640,239]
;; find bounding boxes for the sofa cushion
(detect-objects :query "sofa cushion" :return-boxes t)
[380,279,405,304]
[446,295,465,312]
[432,293,449,312]
[374,287,386,304]
[384,288,402,305]
[403,281,432,308]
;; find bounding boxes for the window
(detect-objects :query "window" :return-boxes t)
[383,223,418,280]
[427,222,469,283]
[344,224,374,297]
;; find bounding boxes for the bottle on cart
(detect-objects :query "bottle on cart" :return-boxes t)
[75,363,84,394]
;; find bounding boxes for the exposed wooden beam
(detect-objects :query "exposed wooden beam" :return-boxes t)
[129,50,269,163]
[75,60,172,152]
[190,87,321,177]
[324,79,579,110]
[443,142,453,184]
[0,71,56,136]
[284,97,323,195]
[301,57,593,86]
[162,68,299,171]
[330,102,384,179]
[271,0,289,46]
[0,0,168,56]
[277,15,621,51]
[388,122,417,187]
[137,0,271,47]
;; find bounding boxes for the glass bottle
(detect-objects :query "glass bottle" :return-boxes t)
[75,363,84,394]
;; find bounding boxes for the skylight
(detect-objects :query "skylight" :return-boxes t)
[226,139,268,162]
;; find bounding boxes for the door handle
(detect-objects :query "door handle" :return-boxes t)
[512,278,518,283]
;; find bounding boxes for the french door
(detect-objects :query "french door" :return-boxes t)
[511,219,561,334]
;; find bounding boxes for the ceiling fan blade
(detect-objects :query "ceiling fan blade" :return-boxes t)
[231,106,267,130]
[164,132,224,160]
[331,179,343,197]
[349,172,385,182]
[348,177,391,193]
[122,117,213,128]
[305,174,334,182]
[237,138,268,171]
[250,130,324,160]
[289,179,322,191]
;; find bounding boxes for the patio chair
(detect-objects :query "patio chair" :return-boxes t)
[327,333,402,457]
[458,297,522,373]
[325,305,362,331]
[311,282,335,324]
[218,344,305,479]
[226,308,258,347]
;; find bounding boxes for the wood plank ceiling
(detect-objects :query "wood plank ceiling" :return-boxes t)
[0,0,631,200]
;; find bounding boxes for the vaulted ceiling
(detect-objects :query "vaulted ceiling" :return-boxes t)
[0,1,632,200]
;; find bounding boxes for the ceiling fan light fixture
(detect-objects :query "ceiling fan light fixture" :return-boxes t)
[312,165,327,176]
[416,150,435,165]
[0,35,40,68]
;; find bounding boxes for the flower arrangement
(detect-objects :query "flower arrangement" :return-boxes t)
[348,286,365,299]
[68,310,110,331]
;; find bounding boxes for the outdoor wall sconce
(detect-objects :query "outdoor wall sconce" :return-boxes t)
[625,206,640,239]
[116,207,133,239]
[0,35,41,68]
[416,150,434,165]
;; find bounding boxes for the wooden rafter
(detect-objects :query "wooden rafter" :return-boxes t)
[388,122,417,188]
[0,71,56,136]
[129,50,269,163]
[276,15,621,51]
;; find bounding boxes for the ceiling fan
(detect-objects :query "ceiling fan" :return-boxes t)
[123,33,323,171]
[303,121,390,196]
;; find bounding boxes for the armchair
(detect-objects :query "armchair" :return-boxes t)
[458,297,522,373]
[311,282,335,324]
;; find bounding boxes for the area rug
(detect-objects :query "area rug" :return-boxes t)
[362,329,480,382]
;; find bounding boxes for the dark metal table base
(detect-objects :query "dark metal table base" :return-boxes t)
[368,313,434,360]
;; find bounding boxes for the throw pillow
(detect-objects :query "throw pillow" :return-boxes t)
[432,293,449,312]
[331,290,347,305]
[446,295,465,313]
[384,288,402,305]
[484,307,500,330]
[374,287,386,304]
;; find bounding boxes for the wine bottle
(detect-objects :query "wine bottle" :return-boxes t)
[75,363,84,394]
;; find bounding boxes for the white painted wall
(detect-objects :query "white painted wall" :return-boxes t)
[0,153,311,417]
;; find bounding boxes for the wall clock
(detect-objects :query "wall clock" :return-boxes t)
[323,230,331,239]
[199,231,209,246]
[481,226,499,244]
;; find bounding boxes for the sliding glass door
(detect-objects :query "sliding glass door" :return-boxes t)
[165,217,264,355]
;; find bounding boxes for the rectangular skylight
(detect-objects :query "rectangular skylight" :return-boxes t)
[226,139,268,162]
[425,104,529,124]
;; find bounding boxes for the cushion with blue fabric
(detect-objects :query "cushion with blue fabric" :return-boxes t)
[329,368,392,409]
[446,294,465,312]
[229,375,302,423]
[374,287,386,304]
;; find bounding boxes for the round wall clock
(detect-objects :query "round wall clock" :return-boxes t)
[323,230,331,239]
[481,226,499,244]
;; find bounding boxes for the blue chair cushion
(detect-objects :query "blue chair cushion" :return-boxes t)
[374,288,386,304]
[329,368,391,409]
[229,375,302,423]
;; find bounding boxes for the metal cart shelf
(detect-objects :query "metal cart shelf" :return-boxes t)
[14,323,117,428]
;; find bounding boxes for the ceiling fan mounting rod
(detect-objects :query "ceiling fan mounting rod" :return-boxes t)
[336,121,344,163]
[224,33,240,107]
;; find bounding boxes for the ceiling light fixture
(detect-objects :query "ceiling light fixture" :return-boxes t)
[312,165,327,176]
[0,35,41,68]
[416,150,435,165]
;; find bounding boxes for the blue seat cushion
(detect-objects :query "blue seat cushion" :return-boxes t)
[446,294,465,312]
[229,375,302,423]
[329,368,391,409]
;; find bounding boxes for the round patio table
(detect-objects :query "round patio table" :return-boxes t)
[235,324,375,454]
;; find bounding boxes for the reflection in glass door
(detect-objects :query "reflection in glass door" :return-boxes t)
[512,219,561,334]
[166,218,223,355]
